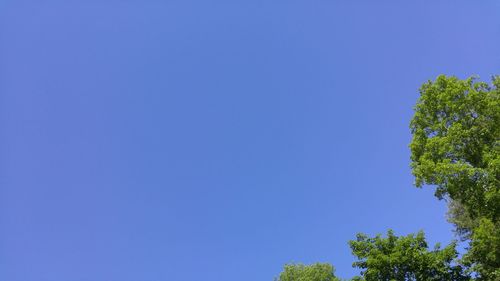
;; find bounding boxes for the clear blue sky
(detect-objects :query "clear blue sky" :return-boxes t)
[1,1,499,280]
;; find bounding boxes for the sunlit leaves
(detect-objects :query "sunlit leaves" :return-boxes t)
[349,230,469,281]
[275,263,340,281]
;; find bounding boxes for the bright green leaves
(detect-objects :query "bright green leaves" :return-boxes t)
[349,230,469,281]
[275,75,499,281]
[275,263,340,281]
[462,218,500,280]
[410,75,500,279]
[276,231,470,281]
[410,75,499,221]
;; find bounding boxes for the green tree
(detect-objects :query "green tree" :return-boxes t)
[462,218,500,281]
[275,75,498,281]
[349,230,470,281]
[275,263,340,281]
[410,75,499,222]
[410,75,500,279]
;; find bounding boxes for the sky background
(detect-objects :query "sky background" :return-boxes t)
[1,1,499,280]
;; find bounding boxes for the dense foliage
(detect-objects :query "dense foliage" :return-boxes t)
[410,75,499,224]
[275,263,340,281]
[276,75,499,281]
[410,75,499,279]
[349,231,469,281]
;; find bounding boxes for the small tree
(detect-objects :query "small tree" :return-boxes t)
[275,263,340,281]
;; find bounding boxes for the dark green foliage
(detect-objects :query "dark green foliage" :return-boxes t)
[275,263,340,281]
[349,230,470,281]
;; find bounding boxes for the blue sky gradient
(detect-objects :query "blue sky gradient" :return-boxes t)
[1,1,499,280]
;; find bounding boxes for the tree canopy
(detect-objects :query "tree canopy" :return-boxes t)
[349,230,469,281]
[276,75,499,281]
[410,75,500,279]
[275,263,340,281]
[410,75,499,224]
